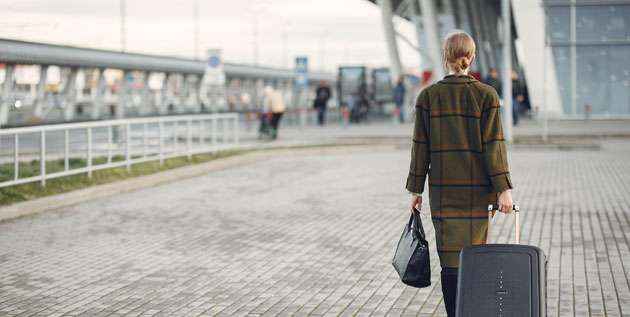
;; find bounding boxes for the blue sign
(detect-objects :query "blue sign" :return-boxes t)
[295,56,309,88]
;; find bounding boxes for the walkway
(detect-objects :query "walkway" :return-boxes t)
[0,139,629,316]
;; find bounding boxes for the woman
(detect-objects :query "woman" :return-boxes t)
[406,31,514,316]
[263,86,287,140]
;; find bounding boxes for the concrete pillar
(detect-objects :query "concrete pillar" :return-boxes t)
[0,64,15,127]
[181,74,191,113]
[418,0,445,80]
[92,68,106,120]
[377,0,403,81]
[159,73,171,115]
[501,0,513,142]
[63,68,79,121]
[33,65,49,120]
[139,71,152,116]
[117,70,129,119]
[463,0,488,74]
[192,75,201,113]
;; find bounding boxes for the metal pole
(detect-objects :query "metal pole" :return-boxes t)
[13,134,18,180]
[40,131,46,186]
[199,119,205,146]
[143,122,148,158]
[377,0,403,80]
[158,120,164,165]
[107,126,112,164]
[502,0,513,143]
[87,127,93,177]
[120,0,126,52]
[125,123,131,172]
[65,129,69,171]
[211,116,217,153]
[194,0,199,60]
[542,6,549,142]
[570,0,577,115]
[187,119,192,160]
[234,115,239,145]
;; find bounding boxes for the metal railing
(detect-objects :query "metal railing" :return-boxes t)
[0,113,239,188]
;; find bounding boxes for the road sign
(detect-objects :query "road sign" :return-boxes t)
[204,49,226,85]
[295,56,309,89]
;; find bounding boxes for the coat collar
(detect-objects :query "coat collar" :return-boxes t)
[439,74,478,84]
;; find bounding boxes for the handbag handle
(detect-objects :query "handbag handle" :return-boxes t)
[487,204,520,244]
[408,207,425,240]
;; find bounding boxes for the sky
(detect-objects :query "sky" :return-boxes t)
[0,0,421,72]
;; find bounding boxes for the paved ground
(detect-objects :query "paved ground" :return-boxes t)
[1,139,630,316]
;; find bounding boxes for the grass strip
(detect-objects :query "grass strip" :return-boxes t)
[0,151,244,206]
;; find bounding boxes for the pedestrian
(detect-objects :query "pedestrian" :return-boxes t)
[483,68,501,96]
[263,86,286,140]
[393,76,406,123]
[313,81,331,126]
[511,70,525,126]
[406,30,514,316]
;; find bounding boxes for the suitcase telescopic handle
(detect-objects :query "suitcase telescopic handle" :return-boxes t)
[487,204,520,244]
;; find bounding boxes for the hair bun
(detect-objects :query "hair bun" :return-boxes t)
[459,57,470,70]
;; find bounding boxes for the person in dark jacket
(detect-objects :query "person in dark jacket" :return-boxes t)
[511,70,525,126]
[407,31,514,316]
[483,68,501,96]
[393,76,406,123]
[313,81,331,126]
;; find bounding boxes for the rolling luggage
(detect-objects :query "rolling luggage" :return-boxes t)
[456,205,547,317]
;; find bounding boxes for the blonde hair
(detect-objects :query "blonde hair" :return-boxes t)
[442,31,476,73]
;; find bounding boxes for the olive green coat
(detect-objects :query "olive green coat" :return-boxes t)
[406,74,513,268]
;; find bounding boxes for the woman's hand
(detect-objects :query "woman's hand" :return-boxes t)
[410,195,422,211]
[498,190,513,213]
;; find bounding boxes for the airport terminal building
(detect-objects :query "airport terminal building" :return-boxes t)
[372,0,630,117]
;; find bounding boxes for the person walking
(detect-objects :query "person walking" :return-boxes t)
[314,81,331,126]
[511,70,525,126]
[393,76,406,123]
[482,68,501,96]
[406,31,514,316]
[263,86,287,140]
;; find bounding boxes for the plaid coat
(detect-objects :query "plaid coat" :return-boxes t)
[406,74,513,268]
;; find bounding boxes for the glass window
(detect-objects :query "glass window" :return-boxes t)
[551,47,571,114]
[546,6,571,42]
[576,45,630,114]
[576,5,630,42]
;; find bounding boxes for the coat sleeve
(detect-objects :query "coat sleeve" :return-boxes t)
[406,89,431,194]
[481,90,513,193]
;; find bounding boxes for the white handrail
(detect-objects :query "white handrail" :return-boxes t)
[0,113,239,188]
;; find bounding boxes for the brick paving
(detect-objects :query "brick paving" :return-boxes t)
[0,140,629,316]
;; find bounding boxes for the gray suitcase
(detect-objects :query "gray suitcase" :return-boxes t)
[456,205,547,317]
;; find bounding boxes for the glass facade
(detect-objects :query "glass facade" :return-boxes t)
[545,2,630,115]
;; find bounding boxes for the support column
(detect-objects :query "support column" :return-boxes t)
[139,71,152,116]
[194,75,203,113]
[0,64,15,127]
[63,68,78,122]
[418,0,445,80]
[160,73,171,115]
[377,0,403,81]
[33,65,49,120]
[181,74,191,113]
[117,70,129,119]
[465,0,489,75]
[501,0,513,142]
[92,68,106,120]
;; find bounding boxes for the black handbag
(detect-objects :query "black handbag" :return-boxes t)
[392,207,431,288]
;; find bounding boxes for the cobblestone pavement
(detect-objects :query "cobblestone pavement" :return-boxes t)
[1,140,630,316]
